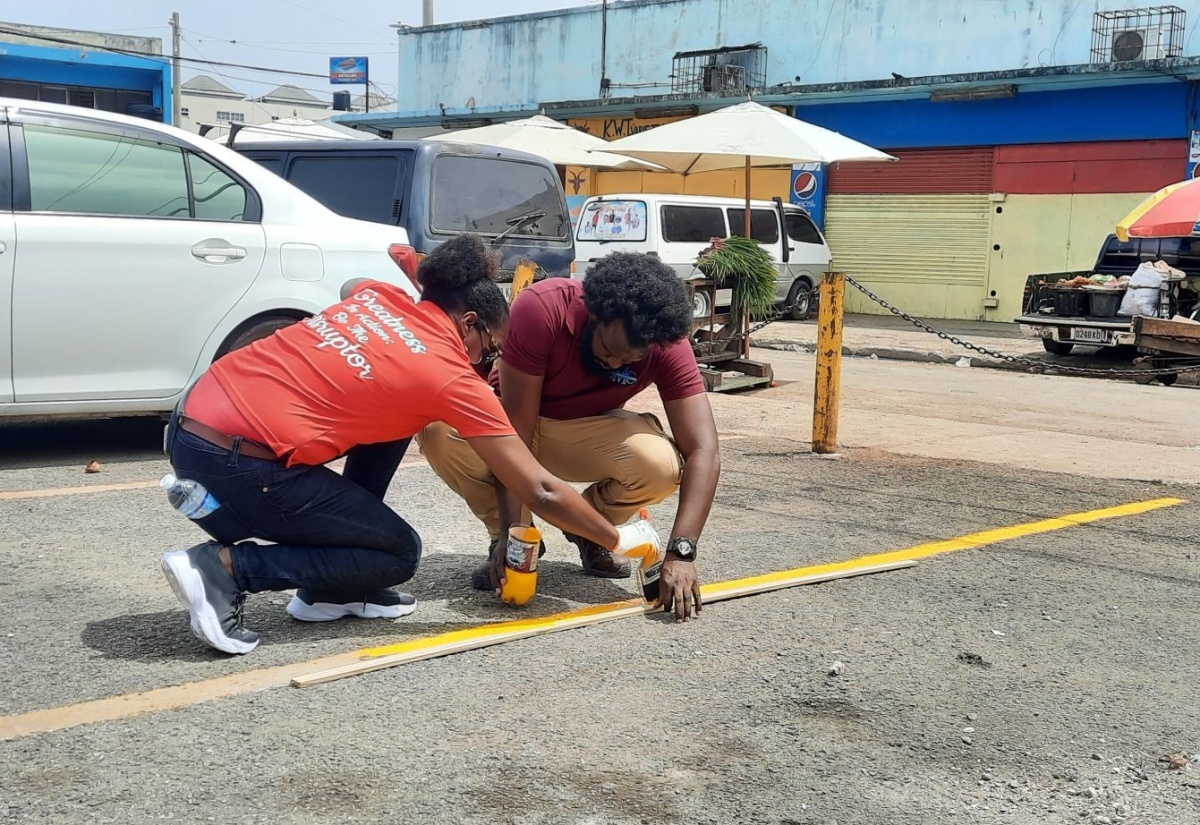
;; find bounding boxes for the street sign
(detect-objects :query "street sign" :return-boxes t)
[791,162,828,229]
[330,57,368,85]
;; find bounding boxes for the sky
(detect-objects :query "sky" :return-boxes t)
[13,0,594,100]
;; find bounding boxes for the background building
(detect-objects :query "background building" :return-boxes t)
[178,76,393,136]
[0,21,170,122]
[339,0,1200,321]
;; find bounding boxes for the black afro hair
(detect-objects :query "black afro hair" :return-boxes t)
[582,252,693,347]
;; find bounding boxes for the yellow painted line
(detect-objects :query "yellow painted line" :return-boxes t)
[0,481,160,500]
[0,496,1183,741]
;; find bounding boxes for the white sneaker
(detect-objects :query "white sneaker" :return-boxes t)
[286,588,416,623]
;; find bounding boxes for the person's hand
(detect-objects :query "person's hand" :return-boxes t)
[488,538,508,597]
[613,518,661,567]
[655,557,702,622]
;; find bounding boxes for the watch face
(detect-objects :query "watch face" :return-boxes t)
[672,539,696,559]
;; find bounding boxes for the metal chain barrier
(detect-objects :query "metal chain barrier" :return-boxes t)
[691,286,819,354]
[843,275,1200,379]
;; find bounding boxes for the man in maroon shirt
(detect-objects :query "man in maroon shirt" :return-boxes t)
[419,252,719,620]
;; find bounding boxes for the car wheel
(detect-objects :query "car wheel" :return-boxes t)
[217,317,300,360]
[1158,372,1179,387]
[784,280,813,321]
[1042,338,1073,356]
[692,289,712,320]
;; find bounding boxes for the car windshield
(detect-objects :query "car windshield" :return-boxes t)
[431,156,569,240]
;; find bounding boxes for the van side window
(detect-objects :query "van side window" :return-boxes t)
[786,211,824,245]
[432,156,569,239]
[726,208,780,243]
[661,206,726,243]
[286,155,404,224]
[24,124,191,217]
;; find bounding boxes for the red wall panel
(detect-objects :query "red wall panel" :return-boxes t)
[993,140,1186,194]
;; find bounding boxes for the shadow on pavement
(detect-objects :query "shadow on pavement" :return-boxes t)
[0,416,165,471]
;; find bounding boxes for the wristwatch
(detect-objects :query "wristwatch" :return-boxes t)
[667,537,698,561]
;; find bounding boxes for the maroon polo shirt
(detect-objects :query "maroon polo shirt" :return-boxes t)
[497,279,705,420]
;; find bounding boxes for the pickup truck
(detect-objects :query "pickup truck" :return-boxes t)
[1015,234,1200,355]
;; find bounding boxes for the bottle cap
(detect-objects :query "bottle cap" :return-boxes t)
[159,473,177,489]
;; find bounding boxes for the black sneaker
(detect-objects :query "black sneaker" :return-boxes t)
[472,537,546,591]
[161,543,259,655]
[286,588,416,622]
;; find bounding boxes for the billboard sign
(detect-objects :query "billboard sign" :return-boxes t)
[330,56,368,85]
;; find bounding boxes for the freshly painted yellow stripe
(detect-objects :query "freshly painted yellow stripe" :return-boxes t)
[0,496,1183,741]
[364,497,1184,658]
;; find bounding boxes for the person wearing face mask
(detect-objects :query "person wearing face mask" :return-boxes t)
[159,234,652,655]
[418,252,719,622]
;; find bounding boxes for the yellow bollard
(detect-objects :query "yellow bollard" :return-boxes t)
[509,259,538,305]
[812,272,844,454]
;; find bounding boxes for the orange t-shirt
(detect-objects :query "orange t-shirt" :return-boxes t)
[205,280,515,466]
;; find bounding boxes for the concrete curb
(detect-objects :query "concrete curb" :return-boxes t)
[752,338,1200,386]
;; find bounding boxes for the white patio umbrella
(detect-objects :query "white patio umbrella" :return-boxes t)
[597,101,895,236]
[210,117,381,145]
[430,114,657,170]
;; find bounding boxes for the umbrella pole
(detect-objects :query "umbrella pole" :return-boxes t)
[742,156,752,357]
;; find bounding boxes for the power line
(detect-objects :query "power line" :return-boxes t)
[0,25,332,80]
[273,0,395,40]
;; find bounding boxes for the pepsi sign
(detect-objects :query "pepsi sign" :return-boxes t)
[790,162,827,229]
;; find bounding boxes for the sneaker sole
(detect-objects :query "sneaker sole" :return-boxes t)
[285,596,417,623]
[161,550,258,655]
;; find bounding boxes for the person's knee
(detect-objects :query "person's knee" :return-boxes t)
[380,523,423,581]
[622,434,683,495]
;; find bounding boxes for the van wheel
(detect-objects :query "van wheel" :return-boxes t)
[692,290,712,320]
[217,317,300,360]
[784,280,813,321]
[1042,339,1073,356]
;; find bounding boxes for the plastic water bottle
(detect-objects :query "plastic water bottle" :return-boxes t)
[614,509,665,604]
[160,473,221,520]
[499,524,542,606]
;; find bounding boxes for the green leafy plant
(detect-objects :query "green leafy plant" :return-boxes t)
[696,235,777,318]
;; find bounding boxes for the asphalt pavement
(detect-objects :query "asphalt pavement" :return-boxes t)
[1,351,1198,824]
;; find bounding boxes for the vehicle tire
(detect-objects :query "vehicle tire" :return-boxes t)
[784,280,814,321]
[217,317,300,360]
[1158,373,1179,387]
[691,289,712,320]
[1042,338,1073,356]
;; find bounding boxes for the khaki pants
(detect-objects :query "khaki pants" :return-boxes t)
[417,410,683,540]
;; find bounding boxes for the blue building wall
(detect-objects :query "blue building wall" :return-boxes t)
[393,0,1200,119]
[0,41,171,121]
[794,81,1196,149]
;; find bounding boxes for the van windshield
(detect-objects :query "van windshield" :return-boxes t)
[577,200,647,242]
[431,156,569,240]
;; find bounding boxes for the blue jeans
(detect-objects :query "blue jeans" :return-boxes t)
[166,421,421,596]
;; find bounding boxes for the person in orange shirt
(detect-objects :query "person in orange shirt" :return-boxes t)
[159,234,652,655]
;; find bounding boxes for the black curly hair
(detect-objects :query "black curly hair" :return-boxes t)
[418,233,509,328]
[582,252,693,347]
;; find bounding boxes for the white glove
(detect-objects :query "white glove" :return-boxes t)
[613,518,663,569]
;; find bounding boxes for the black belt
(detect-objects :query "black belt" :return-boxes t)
[177,416,279,461]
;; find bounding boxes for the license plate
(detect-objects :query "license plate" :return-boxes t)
[1065,327,1112,344]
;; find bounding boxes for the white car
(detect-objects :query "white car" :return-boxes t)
[0,98,419,420]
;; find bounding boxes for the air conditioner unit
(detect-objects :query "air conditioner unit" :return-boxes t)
[1111,27,1168,61]
[701,63,746,94]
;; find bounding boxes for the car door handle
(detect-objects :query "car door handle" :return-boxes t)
[191,241,247,262]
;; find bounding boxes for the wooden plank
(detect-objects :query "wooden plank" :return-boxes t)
[290,559,915,689]
[1137,335,1200,358]
[1135,316,1200,341]
[728,358,773,378]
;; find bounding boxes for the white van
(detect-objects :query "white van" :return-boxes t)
[572,193,831,319]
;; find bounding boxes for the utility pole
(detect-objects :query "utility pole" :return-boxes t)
[423,0,434,26]
[169,12,181,126]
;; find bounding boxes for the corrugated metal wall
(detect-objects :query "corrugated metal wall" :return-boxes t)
[825,194,994,319]
[829,148,994,195]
